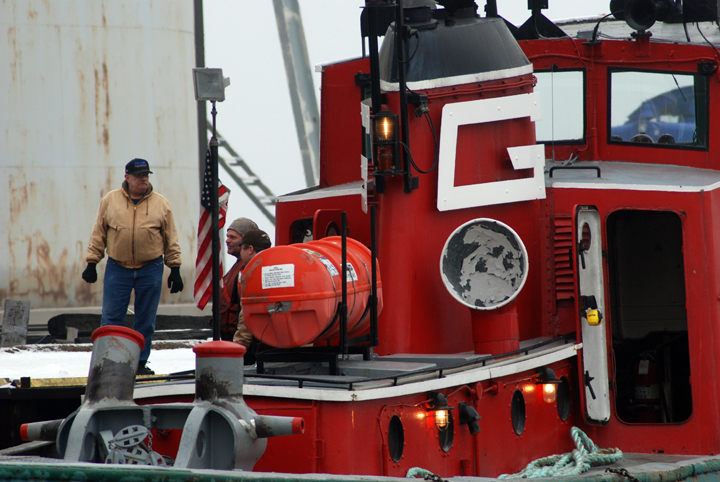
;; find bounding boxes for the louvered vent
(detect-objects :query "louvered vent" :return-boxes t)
[554,215,575,301]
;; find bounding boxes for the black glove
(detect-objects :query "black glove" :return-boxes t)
[168,266,184,293]
[82,263,97,283]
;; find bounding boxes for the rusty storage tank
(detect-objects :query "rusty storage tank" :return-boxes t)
[241,237,383,348]
[0,1,199,316]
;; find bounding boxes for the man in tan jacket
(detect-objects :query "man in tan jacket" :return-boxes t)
[81,158,183,375]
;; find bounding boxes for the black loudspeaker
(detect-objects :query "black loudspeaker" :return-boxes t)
[610,0,676,30]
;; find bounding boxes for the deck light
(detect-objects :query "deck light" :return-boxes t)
[427,391,454,431]
[372,111,401,174]
[536,367,561,404]
[192,68,231,102]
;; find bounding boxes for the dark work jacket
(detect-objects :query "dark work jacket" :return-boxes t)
[219,260,243,335]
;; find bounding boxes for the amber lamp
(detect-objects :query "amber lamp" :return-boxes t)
[536,366,560,404]
[372,111,400,173]
[427,391,454,431]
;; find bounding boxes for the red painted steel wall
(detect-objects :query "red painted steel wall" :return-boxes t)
[552,186,720,454]
[249,363,579,477]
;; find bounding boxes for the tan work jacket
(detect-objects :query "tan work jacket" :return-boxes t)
[86,182,181,269]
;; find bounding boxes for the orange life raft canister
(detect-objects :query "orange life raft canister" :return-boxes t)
[240,236,383,348]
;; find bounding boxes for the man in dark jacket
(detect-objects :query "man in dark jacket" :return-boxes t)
[233,229,272,365]
[219,217,258,341]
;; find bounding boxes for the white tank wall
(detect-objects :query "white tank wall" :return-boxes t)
[0,1,199,310]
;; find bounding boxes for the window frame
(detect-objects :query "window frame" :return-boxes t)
[534,67,587,145]
[607,67,710,151]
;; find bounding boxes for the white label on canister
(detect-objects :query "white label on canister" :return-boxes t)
[318,257,339,277]
[262,264,295,289]
[346,263,358,282]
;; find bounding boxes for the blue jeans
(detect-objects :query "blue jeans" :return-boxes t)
[101,256,164,362]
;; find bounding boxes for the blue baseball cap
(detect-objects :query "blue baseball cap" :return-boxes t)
[125,158,153,175]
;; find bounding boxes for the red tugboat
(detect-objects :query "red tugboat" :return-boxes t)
[139,0,720,477]
[8,0,720,480]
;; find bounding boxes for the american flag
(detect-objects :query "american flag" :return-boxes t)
[194,146,230,310]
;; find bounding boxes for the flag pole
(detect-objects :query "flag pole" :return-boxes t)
[210,101,221,341]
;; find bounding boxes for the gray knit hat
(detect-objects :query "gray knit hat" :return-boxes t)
[227,217,258,236]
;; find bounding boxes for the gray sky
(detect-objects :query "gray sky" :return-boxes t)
[202,0,611,241]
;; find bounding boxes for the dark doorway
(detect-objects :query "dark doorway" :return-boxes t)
[607,210,692,423]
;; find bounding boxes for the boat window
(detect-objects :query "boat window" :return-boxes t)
[534,69,585,144]
[607,210,692,424]
[388,415,404,462]
[609,70,708,149]
[511,390,526,434]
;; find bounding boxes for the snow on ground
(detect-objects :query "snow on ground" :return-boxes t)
[0,340,204,382]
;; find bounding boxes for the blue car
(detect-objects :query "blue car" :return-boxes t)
[611,85,696,144]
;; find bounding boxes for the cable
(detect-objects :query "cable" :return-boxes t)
[398,27,421,64]
[589,12,617,43]
[695,22,720,62]
[403,87,439,175]
[401,139,437,174]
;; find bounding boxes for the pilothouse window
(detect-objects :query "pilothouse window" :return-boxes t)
[535,70,585,144]
[609,70,708,148]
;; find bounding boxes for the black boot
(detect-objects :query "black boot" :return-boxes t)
[137,360,155,375]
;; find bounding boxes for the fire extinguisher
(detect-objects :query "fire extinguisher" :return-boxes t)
[633,353,661,423]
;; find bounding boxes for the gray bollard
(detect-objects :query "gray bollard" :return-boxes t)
[57,326,146,462]
[85,325,145,404]
[193,340,246,401]
[254,415,305,438]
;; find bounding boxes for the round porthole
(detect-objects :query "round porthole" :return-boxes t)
[557,376,571,421]
[388,415,404,462]
[439,411,454,452]
[511,390,526,435]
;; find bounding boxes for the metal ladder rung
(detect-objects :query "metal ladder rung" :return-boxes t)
[209,123,277,225]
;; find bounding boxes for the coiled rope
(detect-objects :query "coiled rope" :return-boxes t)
[406,467,446,482]
[406,427,621,480]
[498,426,622,479]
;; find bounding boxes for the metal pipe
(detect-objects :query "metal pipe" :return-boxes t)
[194,0,207,195]
[273,0,320,187]
[253,416,305,438]
[20,419,63,442]
[340,212,348,357]
[395,0,415,192]
[370,204,379,347]
[366,2,383,115]
[210,102,221,342]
